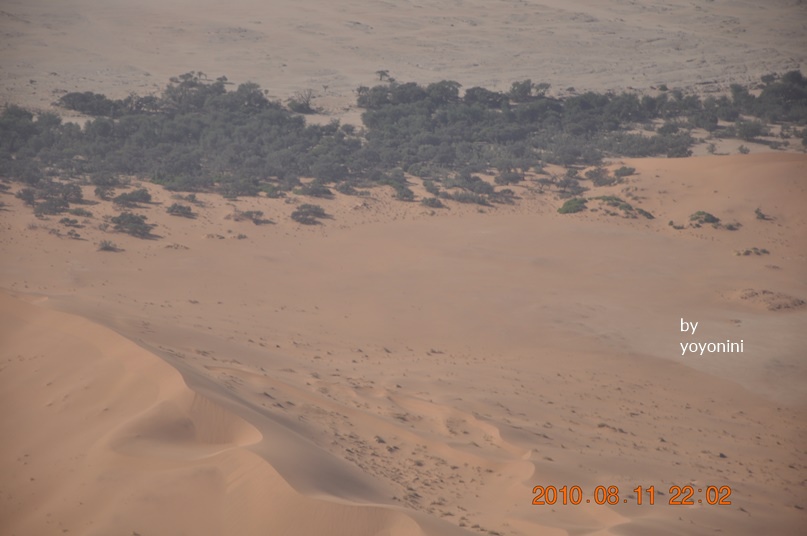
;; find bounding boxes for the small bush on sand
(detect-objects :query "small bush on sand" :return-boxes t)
[98,240,119,252]
[421,197,445,209]
[689,211,720,225]
[167,203,196,218]
[558,198,587,214]
[291,203,328,225]
[111,212,155,238]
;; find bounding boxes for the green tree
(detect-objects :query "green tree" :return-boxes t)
[111,212,155,238]
[167,203,195,218]
[291,203,328,224]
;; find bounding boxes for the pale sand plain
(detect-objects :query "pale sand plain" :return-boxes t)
[1,1,807,535]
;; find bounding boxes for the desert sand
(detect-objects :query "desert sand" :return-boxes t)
[2,1,807,535]
[2,0,806,120]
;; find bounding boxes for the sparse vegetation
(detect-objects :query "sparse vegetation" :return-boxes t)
[636,208,654,219]
[288,89,316,114]
[736,247,770,256]
[229,209,271,225]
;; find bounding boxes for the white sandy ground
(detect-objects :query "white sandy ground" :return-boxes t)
[2,0,807,534]
[2,153,806,535]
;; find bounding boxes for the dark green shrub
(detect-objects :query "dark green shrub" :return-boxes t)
[421,197,445,208]
[167,203,195,218]
[613,166,636,178]
[15,187,36,206]
[288,89,316,114]
[98,240,119,252]
[180,193,203,205]
[444,191,490,206]
[335,182,359,195]
[422,179,441,196]
[584,167,616,186]
[113,188,152,207]
[737,247,769,256]
[558,198,587,214]
[59,91,122,117]
[229,209,271,225]
[294,182,333,198]
[34,197,68,216]
[291,203,328,225]
[59,217,81,227]
[657,122,679,135]
[690,211,720,225]
[636,208,654,219]
[495,170,523,185]
[736,120,766,141]
[393,184,415,201]
[111,212,155,238]
[489,188,517,204]
[69,208,93,217]
[592,195,623,207]
[94,185,114,200]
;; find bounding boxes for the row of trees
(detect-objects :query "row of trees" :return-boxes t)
[1,71,805,211]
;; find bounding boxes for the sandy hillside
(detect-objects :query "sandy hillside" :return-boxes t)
[2,0,807,535]
[2,152,806,535]
[1,0,806,120]
[0,292,458,536]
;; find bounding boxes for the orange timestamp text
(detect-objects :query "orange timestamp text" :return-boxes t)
[531,485,732,506]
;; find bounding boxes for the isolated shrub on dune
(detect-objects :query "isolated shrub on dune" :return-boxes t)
[291,203,328,225]
[111,211,155,238]
[558,198,587,214]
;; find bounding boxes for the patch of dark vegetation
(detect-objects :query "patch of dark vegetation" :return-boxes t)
[613,166,636,178]
[59,217,81,228]
[690,210,720,225]
[113,188,152,207]
[636,207,654,220]
[291,203,328,225]
[110,212,156,238]
[558,197,587,214]
[294,181,334,199]
[1,70,804,226]
[228,209,272,225]
[421,197,445,209]
[589,195,653,219]
[166,202,196,218]
[97,239,120,252]
[69,207,93,218]
[736,247,769,256]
